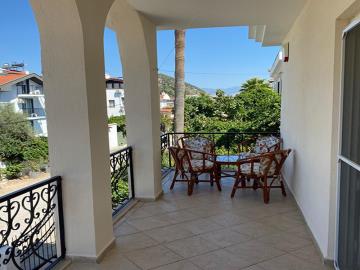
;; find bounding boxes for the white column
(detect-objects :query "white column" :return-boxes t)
[107,0,162,200]
[30,0,114,260]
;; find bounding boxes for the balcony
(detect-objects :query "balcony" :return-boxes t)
[21,107,46,119]
[17,85,44,97]
[67,174,328,270]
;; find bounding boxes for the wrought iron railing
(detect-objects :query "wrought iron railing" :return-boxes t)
[21,108,46,118]
[17,86,44,96]
[161,131,280,169]
[110,146,135,215]
[0,176,65,270]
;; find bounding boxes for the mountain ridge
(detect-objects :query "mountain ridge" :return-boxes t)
[158,73,206,97]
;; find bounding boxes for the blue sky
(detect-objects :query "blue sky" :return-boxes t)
[1,0,279,89]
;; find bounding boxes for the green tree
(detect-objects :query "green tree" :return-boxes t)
[108,115,127,136]
[0,105,48,179]
[241,78,272,92]
[184,78,280,134]
[235,83,280,132]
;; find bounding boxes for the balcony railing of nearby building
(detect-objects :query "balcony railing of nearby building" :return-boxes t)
[21,108,46,118]
[161,131,280,172]
[17,85,44,96]
[110,146,135,215]
[0,176,65,270]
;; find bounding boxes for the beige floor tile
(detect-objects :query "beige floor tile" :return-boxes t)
[256,213,305,231]
[210,212,251,227]
[68,255,141,270]
[127,215,172,231]
[257,253,328,270]
[127,203,178,220]
[199,228,251,247]
[256,232,312,252]
[125,245,182,270]
[241,266,265,270]
[165,236,220,258]
[144,224,194,243]
[230,221,278,238]
[188,206,225,218]
[182,217,223,234]
[161,209,199,224]
[190,249,253,270]
[153,260,201,270]
[114,221,139,237]
[114,232,158,253]
[286,224,313,240]
[290,244,323,264]
[225,239,286,264]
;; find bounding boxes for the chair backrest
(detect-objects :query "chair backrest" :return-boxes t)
[259,149,291,176]
[169,146,190,172]
[254,136,281,154]
[178,136,215,159]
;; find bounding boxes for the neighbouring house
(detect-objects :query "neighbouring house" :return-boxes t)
[159,91,174,118]
[105,75,125,117]
[0,67,47,136]
[269,51,283,95]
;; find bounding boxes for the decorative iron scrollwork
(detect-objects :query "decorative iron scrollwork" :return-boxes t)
[0,176,65,270]
[110,147,134,214]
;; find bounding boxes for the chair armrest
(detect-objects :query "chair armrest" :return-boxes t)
[238,138,256,153]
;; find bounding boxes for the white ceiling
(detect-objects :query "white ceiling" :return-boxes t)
[125,0,306,46]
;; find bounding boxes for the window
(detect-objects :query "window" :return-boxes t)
[108,100,115,108]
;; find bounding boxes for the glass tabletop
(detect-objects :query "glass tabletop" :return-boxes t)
[216,153,255,164]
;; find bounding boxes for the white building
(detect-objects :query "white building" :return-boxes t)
[269,51,283,95]
[105,76,125,117]
[0,68,47,136]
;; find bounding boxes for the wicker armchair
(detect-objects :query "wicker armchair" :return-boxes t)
[238,136,282,155]
[178,136,215,159]
[231,149,291,203]
[168,146,220,195]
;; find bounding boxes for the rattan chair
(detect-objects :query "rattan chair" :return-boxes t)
[238,136,282,155]
[178,136,215,158]
[168,146,220,195]
[231,149,291,203]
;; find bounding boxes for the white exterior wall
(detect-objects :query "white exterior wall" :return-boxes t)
[280,0,359,260]
[106,88,125,117]
[0,78,47,136]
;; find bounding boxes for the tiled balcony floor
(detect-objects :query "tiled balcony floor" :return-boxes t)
[68,173,333,270]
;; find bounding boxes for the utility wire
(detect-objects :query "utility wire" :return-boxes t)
[158,69,265,76]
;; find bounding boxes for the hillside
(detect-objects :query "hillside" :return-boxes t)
[158,73,206,97]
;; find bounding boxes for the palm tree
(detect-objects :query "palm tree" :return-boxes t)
[174,30,185,133]
[241,78,271,92]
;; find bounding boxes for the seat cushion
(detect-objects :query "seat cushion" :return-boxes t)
[184,159,214,172]
[183,137,213,159]
[254,136,280,154]
[240,162,260,175]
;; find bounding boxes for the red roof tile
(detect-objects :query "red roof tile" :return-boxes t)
[0,71,27,86]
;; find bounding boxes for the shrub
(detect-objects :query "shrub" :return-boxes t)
[4,163,24,179]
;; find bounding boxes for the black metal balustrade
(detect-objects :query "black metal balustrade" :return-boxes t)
[0,176,65,270]
[161,131,280,171]
[110,146,135,215]
[21,108,46,118]
[17,86,44,96]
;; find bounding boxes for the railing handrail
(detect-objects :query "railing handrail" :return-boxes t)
[0,175,61,202]
[163,131,280,136]
[110,145,132,156]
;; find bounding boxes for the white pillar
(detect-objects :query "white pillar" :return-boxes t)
[107,0,162,200]
[30,0,115,260]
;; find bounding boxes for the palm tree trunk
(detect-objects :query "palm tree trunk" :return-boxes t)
[174,29,185,133]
